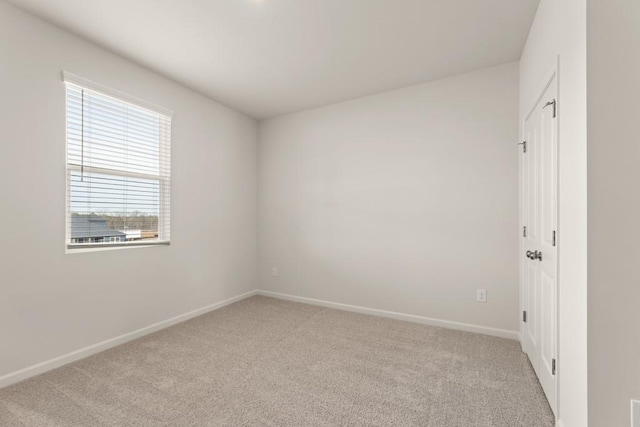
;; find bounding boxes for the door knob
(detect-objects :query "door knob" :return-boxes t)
[526,250,542,261]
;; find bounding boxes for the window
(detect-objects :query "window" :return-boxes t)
[64,73,172,249]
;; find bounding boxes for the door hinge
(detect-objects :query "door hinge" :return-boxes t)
[523,226,527,237]
[544,99,557,118]
[518,141,527,153]
[552,230,556,247]
[552,358,557,375]
[523,311,527,323]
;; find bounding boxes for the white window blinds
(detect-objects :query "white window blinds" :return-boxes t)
[64,74,172,249]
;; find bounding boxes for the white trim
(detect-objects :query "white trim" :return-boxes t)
[0,290,257,389]
[62,71,173,117]
[0,289,520,390]
[257,290,520,340]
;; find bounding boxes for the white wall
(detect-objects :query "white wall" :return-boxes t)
[258,63,520,335]
[0,2,258,380]
[519,0,587,425]
[587,1,640,425]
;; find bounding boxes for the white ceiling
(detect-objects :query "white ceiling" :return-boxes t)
[7,0,539,119]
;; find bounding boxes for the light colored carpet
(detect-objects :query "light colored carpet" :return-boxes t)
[0,296,554,426]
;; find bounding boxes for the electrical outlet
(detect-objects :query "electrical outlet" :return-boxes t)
[632,400,640,427]
[476,289,487,303]
[271,267,278,277]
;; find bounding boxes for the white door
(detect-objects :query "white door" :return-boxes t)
[521,77,558,415]
[522,99,540,371]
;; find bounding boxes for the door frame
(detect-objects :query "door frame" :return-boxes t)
[519,60,560,418]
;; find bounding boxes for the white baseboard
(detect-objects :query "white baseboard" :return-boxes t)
[1,288,520,390]
[257,290,519,340]
[0,290,257,389]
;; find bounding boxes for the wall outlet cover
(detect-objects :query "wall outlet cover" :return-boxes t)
[632,400,640,427]
[271,267,278,277]
[476,289,487,303]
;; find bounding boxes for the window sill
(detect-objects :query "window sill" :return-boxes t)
[66,241,170,254]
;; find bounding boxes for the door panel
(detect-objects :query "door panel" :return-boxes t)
[537,78,558,414]
[525,262,539,365]
[540,269,557,374]
[523,102,539,360]
[521,77,558,415]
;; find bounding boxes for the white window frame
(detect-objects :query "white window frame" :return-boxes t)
[63,72,172,251]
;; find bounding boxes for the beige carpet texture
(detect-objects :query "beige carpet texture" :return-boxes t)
[0,296,554,426]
